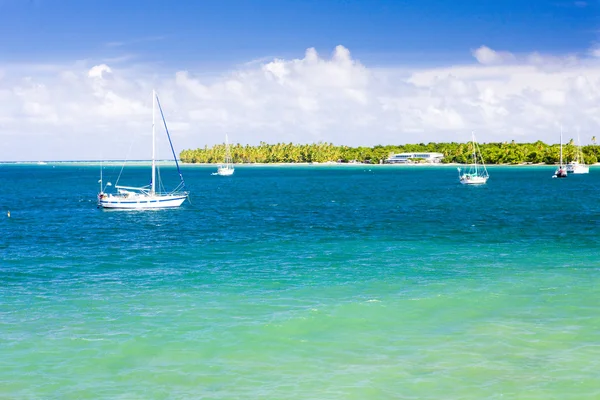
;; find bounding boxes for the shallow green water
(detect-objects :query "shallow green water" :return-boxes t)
[1,164,599,399]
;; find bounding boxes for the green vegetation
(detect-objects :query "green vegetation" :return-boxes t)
[180,140,599,165]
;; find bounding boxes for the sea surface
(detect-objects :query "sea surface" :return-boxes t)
[1,164,600,399]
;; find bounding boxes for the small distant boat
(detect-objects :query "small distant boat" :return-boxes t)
[214,134,235,176]
[567,161,589,174]
[97,90,189,209]
[458,132,489,185]
[553,127,568,179]
[566,134,589,174]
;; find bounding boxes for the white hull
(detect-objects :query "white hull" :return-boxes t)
[566,163,589,174]
[460,175,488,185]
[215,167,234,176]
[572,168,589,174]
[98,194,187,209]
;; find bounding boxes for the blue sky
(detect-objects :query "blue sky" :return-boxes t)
[1,0,597,67]
[1,0,600,160]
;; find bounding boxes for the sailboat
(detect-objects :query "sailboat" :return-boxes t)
[458,132,489,185]
[214,134,235,176]
[553,127,568,178]
[97,90,189,209]
[566,133,589,174]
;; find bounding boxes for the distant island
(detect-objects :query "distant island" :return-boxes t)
[180,140,598,165]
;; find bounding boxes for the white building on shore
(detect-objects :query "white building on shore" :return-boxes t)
[386,152,444,164]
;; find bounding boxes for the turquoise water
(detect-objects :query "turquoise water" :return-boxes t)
[1,164,600,399]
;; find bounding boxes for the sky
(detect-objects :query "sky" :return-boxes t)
[1,0,600,160]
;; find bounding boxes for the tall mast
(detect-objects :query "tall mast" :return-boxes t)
[225,134,230,165]
[151,90,156,195]
[560,125,563,167]
[577,129,581,163]
[472,131,477,174]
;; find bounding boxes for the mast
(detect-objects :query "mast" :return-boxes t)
[472,131,477,175]
[155,94,186,189]
[151,90,156,195]
[225,134,230,166]
[560,125,563,167]
[99,161,103,193]
[577,130,582,163]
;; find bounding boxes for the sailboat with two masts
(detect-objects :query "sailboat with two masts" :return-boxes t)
[214,134,235,176]
[458,132,489,185]
[97,90,189,209]
[553,127,568,178]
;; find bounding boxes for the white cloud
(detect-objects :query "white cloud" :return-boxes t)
[472,46,516,65]
[2,45,600,160]
[88,64,112,79]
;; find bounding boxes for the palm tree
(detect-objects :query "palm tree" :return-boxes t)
[178,140,579,165]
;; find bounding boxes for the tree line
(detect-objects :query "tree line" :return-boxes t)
[180,139,599,165]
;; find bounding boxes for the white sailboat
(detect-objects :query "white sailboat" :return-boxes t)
[566,133,589,174]
[458,132,489,185]
[553,127,567,178]
[214,134,235,176]
[97,90,189,209]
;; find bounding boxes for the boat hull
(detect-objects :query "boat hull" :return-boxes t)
[567,165,589,174]
[216,168,234,176]
[553,167,568,178]
[460,176,488,185]
[98,194,187,209]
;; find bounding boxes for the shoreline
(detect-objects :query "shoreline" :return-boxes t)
[0,161,592,168]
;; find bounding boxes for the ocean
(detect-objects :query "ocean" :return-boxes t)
[1,164,599,399]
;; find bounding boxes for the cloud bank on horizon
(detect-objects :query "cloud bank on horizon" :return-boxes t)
[1,44,600,160]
